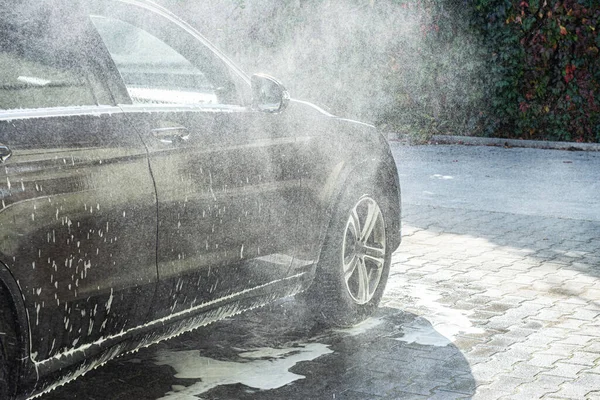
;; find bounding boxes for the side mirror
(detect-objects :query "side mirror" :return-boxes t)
[251,74,290,113]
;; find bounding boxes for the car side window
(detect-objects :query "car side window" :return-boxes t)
[90,16,238,107]
[0,19,98,110]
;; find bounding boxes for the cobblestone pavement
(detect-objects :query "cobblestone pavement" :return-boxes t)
[388,203,600,399]
[40,145,600,400]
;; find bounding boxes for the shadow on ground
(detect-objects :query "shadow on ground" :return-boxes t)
[40,298,474,400]
[403,203,600,280]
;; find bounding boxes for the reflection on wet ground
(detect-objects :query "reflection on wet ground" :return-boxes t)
[154,343,333,398]
[40,297,475,399]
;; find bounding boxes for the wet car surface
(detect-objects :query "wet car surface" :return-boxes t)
[0,1,401,398]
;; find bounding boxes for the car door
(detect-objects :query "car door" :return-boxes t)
[89,4,302,320]
[0,6,157,364]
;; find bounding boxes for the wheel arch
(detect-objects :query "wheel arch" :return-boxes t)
[314,150,402,267]
[0,261,34,397]
[301,151,399,326]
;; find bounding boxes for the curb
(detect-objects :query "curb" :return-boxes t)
[388,133,600,152]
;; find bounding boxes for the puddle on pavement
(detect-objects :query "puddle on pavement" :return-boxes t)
[394,284,484,346]
[333,316,384,336]
[394,316,452,346]
[154,343,332,398]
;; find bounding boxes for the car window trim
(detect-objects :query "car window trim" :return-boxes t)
[118,103,247,114]
[0,105,123,122]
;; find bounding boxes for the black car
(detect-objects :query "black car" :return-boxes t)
[0,1,401,398]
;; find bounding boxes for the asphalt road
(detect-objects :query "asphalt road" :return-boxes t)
[39,143,600,400]
[391,144,600,221]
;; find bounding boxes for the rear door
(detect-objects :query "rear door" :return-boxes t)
[0,5,157,363]
[89,3,303,320]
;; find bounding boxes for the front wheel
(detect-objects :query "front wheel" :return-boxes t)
[305,183,392,327]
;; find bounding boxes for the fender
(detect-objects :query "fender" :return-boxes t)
[313,138,402,266]
[0,262,35,397]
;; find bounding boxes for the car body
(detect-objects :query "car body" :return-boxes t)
[0,1,401,398]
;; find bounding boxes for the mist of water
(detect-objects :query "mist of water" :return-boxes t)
[162,0,489,134]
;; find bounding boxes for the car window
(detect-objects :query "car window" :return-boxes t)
[0,21,98,110]
[91,15,236,106]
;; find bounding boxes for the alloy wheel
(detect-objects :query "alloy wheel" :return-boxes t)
[341,196,386,305]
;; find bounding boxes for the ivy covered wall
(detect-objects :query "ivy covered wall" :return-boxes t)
[472,0,599,142]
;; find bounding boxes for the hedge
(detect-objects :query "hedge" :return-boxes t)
[471,0,600,142]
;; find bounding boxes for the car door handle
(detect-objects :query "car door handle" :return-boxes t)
[151,126,190,144]
[0,143,12,162]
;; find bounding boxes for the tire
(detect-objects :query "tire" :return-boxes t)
[305,180,392,327]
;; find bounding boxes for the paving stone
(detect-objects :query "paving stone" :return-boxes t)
[382,390,428,400]
[468,309,504,322]
[581,288,600,300]
[450,300,482,311]
[334,390,386,400]
[553,335,597,347]
[502,344,542,361]
[472,356,527,381]
[558,298,591,309]
[469,364,503,382]
[394,379,447,397]
[507,359,551,380]
[480,375,530,395]
[348,376,409,397]
[583,341,600,353]
[365,358,411,375]
[585,365,600,375]
[452,336,488,352]
[425,270,463,283]
[485,302,518,313]
[533,309,575,322]
[553,318,589,330]
[525,294,558,306]
[552,373,600,398]
[500,295,531,306]
[570,309,600,321]
[379,347,434,364]
[473,387,514,400]
[426,389,470,400]
[485,336,525,348]
[486,303,550,331]
[503,327,537,342]
[499,382,561,399]
[528,374,571,390]
[541,362,589,379]
[526,354,567,368]
[443,374,479,394]
[528,327,573,340]
[563,351,600,367]
[538,343,583,357]
[592,316,600,336]
[468,345,504,359]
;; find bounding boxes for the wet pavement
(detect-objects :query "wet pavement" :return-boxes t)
[39,144,600,400]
